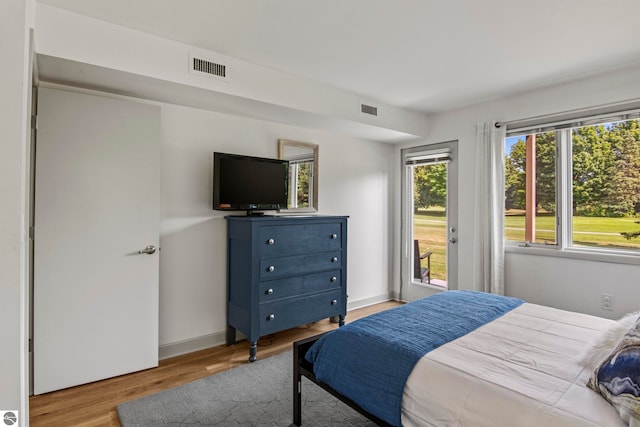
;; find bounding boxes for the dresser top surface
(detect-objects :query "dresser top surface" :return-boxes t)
[226,215,348,222]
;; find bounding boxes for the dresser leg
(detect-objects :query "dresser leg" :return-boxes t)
[249,341,257,362]
[338,314,345,327]
[226,325,236,345]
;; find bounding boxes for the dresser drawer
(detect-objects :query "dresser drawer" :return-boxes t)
[259,290,343,334]
[259,270,342,303]
[258,223,343,257]
[259,251,342,279]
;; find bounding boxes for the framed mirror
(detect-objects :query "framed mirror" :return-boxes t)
[278,139,318,212]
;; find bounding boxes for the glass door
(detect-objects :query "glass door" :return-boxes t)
[401,141,458,301]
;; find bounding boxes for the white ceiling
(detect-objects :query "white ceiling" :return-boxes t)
[37,0,640,114]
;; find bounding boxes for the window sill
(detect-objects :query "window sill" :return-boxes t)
[505,243,640,266]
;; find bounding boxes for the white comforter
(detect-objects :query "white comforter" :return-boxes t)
[401,303,625,426]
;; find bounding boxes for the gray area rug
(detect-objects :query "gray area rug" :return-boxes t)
[117,351,376,426]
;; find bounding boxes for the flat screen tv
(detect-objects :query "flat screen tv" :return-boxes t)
[213,152,289,214]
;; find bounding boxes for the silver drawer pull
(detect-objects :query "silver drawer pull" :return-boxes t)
[331,276,337,282]
[331,257,338,262]
[331,233,338,239]
[267,265,275,272]
[331,300,338,305]
[268,314,275,321]
[266,288,274,295]
[267,238,275,245]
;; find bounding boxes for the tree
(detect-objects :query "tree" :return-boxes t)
[534,132,556,212]
[505,138,526,210]
[296,162,311,207]
[503,119,640,241]
[604,120,640,217]
[572,125,615,216]
[504,133,556,212]
[413,163,446,212]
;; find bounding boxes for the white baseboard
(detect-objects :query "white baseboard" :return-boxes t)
[158,292,396,360]
[159,331,228,360]
[347,292,395,311]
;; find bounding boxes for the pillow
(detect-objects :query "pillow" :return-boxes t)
[580,311,640,370]
[587,315,640,424]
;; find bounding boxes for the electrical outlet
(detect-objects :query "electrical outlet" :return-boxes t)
[601,294,613,311]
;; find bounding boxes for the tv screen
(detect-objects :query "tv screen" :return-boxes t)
[213,152,289,213]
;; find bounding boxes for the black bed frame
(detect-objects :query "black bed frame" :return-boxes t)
[293,333,394,427]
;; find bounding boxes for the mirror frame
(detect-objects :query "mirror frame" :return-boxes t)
[278,139,319,213]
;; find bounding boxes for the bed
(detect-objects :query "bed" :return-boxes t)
[293,290,640,427]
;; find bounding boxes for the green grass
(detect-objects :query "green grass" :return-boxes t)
[505,213,640,249]
[413,209,447,280]
[415,209,640,281]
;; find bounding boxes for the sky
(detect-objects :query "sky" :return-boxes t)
[505,135,524,155]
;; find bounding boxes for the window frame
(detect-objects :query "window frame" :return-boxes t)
[400,141,459,300]
[504,106,640,265]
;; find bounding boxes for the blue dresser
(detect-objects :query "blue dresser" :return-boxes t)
[226,215,348,361]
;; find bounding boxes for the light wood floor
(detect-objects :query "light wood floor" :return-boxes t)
[29,301,401,426]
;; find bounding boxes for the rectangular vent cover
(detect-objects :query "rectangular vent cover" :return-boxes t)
[361,103,378,116]
[191,56,227,79]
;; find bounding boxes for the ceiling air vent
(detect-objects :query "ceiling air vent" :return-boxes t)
[361,103,378,116]
[189,54,229,81]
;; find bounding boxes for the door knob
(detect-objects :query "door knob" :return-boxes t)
[138,245,156,254]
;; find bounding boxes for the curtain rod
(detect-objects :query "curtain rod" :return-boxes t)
[493,97,640,130]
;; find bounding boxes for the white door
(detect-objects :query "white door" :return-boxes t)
[33,87,160,394]
[401,141,458,301]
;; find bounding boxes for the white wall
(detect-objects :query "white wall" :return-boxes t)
[0,0,33,423]
[30,1,400,359]
[397,63,640,319]
[504,253,640,318]
[158,103,394,351]
[31,1,397,359]
[35,3,428,141]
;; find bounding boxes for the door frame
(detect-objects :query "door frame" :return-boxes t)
[400,140,458,301]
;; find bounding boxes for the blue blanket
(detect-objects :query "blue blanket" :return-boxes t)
[305,290,524,426]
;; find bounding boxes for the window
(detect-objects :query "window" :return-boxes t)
[505,131,557,245]
[504,113,640,255]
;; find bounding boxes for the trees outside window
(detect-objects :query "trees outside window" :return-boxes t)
[413,163,446,213]
[412,163,448,282]
[504,118,640,252]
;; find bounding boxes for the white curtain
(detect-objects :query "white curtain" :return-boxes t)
[473,121,506,294]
